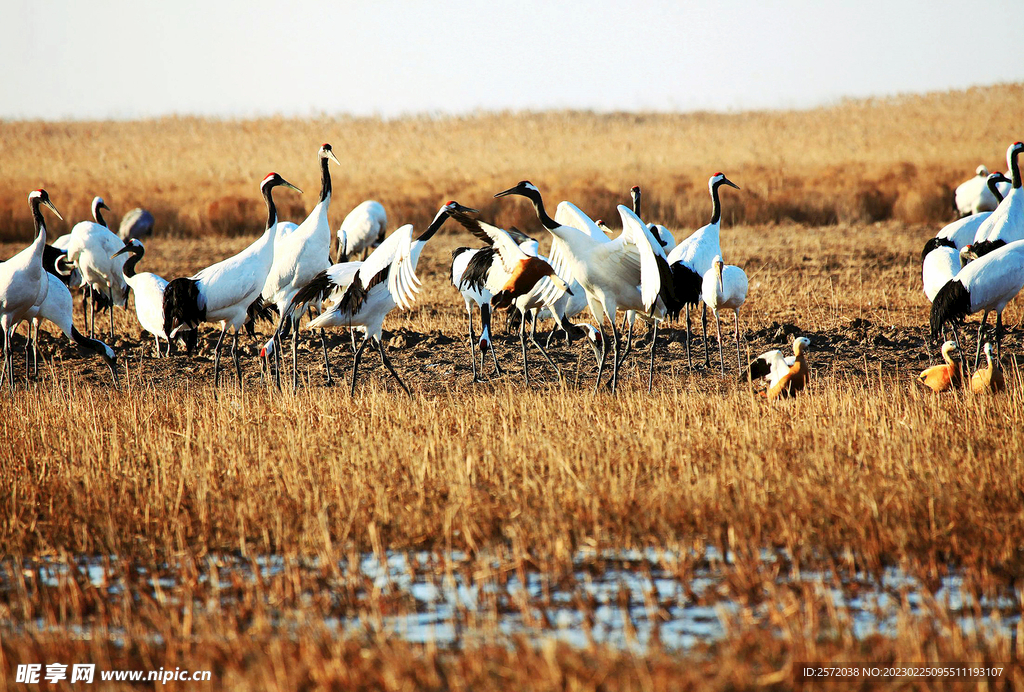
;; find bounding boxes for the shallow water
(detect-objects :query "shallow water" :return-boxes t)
[4,546,1018,652]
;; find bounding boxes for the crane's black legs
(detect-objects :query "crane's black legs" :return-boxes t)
[481,305,502,377]
[685,303,693,370]
[530,314,561,378]
[620,314,633,363]
[320,328,333,386]
[974,311,989,371]
[213,324,227,387]
[108,287,114,341]
[609,320,621,394]
[291,323,299,390]
[232,331,242,389]
[519,315,530,385]
[593,323,608,396]
[376,338,410,395]
[714,309,725,375]
[466,305,481,382]
[350,334,369,395]
[702,303,710,368]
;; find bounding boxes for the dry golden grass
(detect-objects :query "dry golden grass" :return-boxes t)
[3,87,1024,690]
[1,84,1022,241]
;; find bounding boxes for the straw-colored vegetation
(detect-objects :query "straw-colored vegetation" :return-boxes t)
[2,86,1024,690]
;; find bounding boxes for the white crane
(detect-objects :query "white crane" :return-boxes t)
[667,173,741,369]
[931,239,1024,368]
[922,172,1010,258]
[275,201,475,394]
[971,142,1024,257]
[163,172,302,387]
[702,255,748,375]
[262,143,341,388]
[65,196,130,340]
[0,190,62,388]
[336,200,387,262]
[23,270,118,386]
[447,211,577,384]
[616,185,676,359]
[111,239,172,356]
[450,246,504,381]
[495,181,672,393]
[955,164,1011,217]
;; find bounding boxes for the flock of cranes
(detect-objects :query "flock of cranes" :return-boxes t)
[2,139,1022,398]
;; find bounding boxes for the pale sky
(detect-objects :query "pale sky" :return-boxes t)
[2,0,1022,120]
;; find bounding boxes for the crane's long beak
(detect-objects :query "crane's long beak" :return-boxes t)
[281,179,303,194]
[453,203,479,214]
[99,202,110,211]
[111,246,130,259]
[494,186,519,198]
[44,200,63,221]
[722,177,740,190]
[326,150,341,166]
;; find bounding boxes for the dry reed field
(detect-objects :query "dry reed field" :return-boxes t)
[3,86,1024,690]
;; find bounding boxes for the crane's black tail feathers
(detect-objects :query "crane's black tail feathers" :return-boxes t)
[285,271,336,327]
[929,279,971,340]
[664,262,703,319]
[459,247,495,293]
[244,296,275,337]
[163,278,205,337]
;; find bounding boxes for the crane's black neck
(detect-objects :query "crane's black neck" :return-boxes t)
[31,199,48,242]
[416,208,450,243]
[632,190,641,216]
[262,183,279,231]
[121,246,144,278]
[1011,147,1022,190]
[710,181,723,225]
[94,203,107,228]
[527,191,559,231]
[989,177,1006,203]
[319,155,332,203]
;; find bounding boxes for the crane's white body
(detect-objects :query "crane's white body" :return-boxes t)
[190,222,280,332]
[922,246,960,303]
[305,223,423,339]
[0,221,49,335]
[973,187,1023,245]
[120,244,170,344]
[702,263,748,313]
[668,217,719,283]
[65,221,129,308]
[974,144,1023,245]
[545,201,665,327]
[956,167,1010,217]
[262,146,339,322]
[938,213,993,249]
[337,200,387,259]
[953,239,1024,314]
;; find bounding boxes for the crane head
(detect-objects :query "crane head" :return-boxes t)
[29,189,63,220]
[319,143,341,166]
[261,172,303,194]
[494,181,540,199]
[710,172,740,192]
